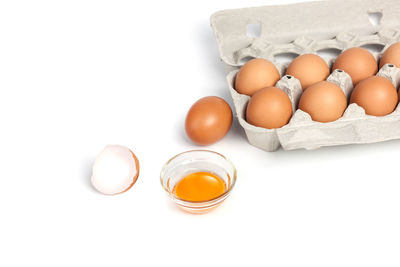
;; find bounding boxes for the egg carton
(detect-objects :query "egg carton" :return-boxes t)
[211,0,400,151]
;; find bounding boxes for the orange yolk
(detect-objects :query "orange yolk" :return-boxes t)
[173,172,226,202]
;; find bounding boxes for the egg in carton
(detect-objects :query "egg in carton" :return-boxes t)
[211,0,400,151]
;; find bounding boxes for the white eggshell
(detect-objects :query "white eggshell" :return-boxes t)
[91,145,139,195]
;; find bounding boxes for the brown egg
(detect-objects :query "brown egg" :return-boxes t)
[380,42,400,68]
[350,76,398,116]
[286,54,330,90]
[235,58,280,96]
[185,96,232,145]
[298,81,347,123]
[332,47,378,85]
[246,87,292,129]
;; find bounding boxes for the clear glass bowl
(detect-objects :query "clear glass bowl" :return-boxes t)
[160,150,237,214]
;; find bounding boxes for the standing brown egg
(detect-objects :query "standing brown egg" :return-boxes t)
[286,54,330,90]
[185,96,232,145]
[380,42,400,68]
[235,58,280,96]
[332,47,378,85]
[298,81,347,123]
[246,87,292,129]
[350,76,398,116]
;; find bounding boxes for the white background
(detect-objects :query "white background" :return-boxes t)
[1,0,399,266]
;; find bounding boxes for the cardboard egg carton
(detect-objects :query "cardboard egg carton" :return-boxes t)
[211,0,400,151]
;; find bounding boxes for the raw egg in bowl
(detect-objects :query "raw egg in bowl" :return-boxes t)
[160,150,236,214]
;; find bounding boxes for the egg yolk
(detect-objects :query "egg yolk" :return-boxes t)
[173,172,226,202]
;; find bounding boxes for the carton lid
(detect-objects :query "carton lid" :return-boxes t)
[210,0,400,67]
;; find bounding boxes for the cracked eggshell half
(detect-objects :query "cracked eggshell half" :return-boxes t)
[91,145,140,195]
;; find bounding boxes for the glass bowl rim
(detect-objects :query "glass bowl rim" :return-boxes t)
[160,149,237,205]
